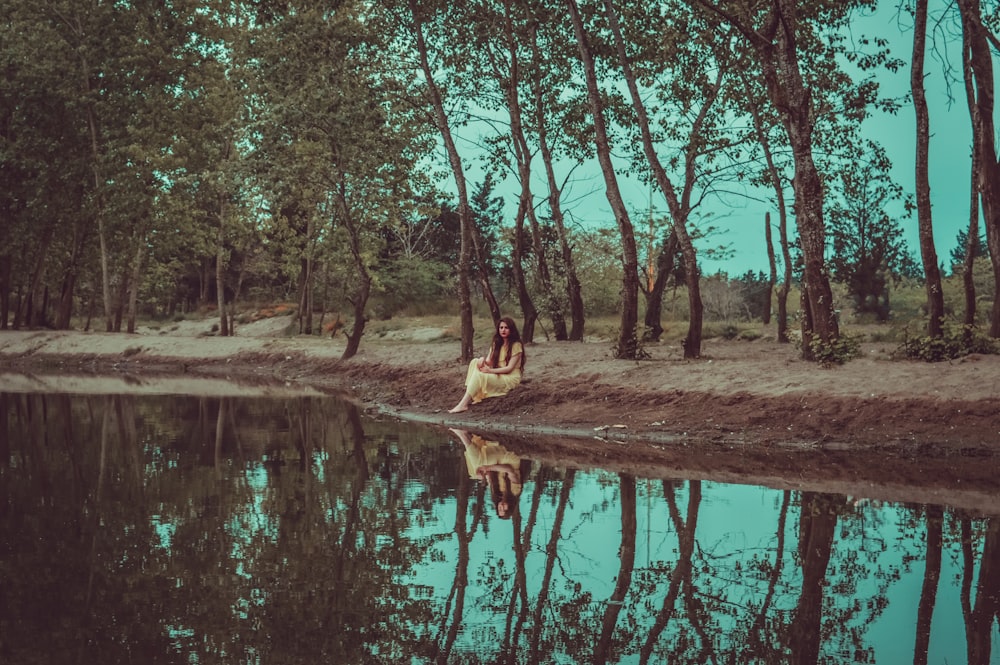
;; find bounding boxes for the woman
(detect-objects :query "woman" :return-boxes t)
[448,316,525,414]
[450,428,530,519]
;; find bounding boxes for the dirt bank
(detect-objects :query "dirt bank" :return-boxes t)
[2,322,998,512]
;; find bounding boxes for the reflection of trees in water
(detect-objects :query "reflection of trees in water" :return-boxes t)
[967,517,1000,665]
[3,394,1000,664]
[0,393,440,663]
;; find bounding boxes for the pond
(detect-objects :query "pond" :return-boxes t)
[1,380,998,664]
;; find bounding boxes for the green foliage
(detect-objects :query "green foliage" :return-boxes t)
[827,154,915,322]
[719,323,741,340]
[897,325,999,362]
[610,330,651,360]
[948,227,989,277]
[372,257,452,320]
[804,334,863,367]
[574,228,627,316]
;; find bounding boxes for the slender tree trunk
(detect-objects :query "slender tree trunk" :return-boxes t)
[764,212,776,325]
[126,236,144,334]
[0,254,10,329]
[470,221,502,327]
[409,0,475,362]
[957,0,1000,337]
[639,479,700,664]
[112,270,128,332]
[960,4,983,332]
[777,200,793,343]
[216,195,229,337]
[56,218,92,329]
[643,229,678,341]
[789,492,839,665]
[199,258,211,307]
[566,0,640,359]
[697,0,839,357]
[20,226,55,328]
[769,4,838,357]
[912,0,945,338]
[741,67,794,343]
[592,474,636,664]
[337,187,371,360]
[605,0,712,358]
[495,0,565,340]
[528,468,574,660]
[962,172,980,331]
[512,202,539,342]
[914,505,943,665]
[968,518,1000,665]
[84,95,113,331]
[527,20,585,340]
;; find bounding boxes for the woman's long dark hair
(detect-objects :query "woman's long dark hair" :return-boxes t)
[488,316,525,370]
[486,458,533,520]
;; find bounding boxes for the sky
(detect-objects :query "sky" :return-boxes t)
[455,1,991,279]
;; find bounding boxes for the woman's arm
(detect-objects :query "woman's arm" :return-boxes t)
[483,344,522,375]
[475,463,521,483]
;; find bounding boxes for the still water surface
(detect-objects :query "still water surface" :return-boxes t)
[1,388,998,664]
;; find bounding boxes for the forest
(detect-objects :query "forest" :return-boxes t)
[1,0,999,363]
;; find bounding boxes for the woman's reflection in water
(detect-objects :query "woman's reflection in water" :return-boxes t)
[450,428,531,519]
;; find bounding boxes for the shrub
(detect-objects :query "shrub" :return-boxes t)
[804,333,862,367]
[897,325,999,362]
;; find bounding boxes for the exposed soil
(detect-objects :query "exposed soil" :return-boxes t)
[2,317,999,513]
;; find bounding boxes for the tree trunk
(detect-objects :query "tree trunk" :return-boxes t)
[592,474,636,665]
[962,25,981,332]
[74,33,114,333]
[698,0,839,356]
[527,19,584,340]
[742,66,794,343]
[956,0,1000,338]
[512,201,539,343]
[764,212,776,325]
[913,505,943,665]
[0,254,10,329]
[216,196,229,337]
[604,0,708,358]
[777,223,793,343]
[643,229,678,341]
[769,3,839,357]
[789,492,839,665]
[338,186,371,360]
[112,270,128,332]
[126,236,144,334]
[200,258,211,308]
[566,0,640,359]
[494,3,566,339]
[409,0,475,362]
[967,518,1000,665]
[470,220,502,327]
[912,0,945,339]
[20,226,55,328]
[55,219,92,330]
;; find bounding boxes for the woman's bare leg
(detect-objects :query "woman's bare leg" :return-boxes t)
[449,392,472,413]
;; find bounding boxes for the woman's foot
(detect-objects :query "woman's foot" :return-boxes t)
[448,405,469,414]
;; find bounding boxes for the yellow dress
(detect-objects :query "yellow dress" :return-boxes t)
[463,341,523,404]
[463,435,523,497]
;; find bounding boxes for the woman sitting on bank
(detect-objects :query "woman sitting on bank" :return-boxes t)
[448,316,525,414]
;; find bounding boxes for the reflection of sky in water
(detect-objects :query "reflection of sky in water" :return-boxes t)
[404,470,992,663]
